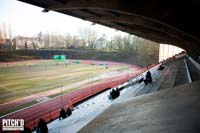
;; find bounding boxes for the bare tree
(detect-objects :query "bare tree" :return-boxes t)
[2,24,7,40]
[0,25,3,44]
[8,25,12,41]
[78,27,97,49]
[96,34,107,50]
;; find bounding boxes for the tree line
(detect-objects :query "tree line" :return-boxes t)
[41,27,159,56]
[0,24,159,64]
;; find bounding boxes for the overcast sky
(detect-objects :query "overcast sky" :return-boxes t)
[0,0,128,38]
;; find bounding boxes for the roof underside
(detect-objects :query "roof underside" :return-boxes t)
[18,0,200,59]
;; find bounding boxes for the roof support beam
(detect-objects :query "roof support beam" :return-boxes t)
[54,0,68,4]
[85,15,199,52]
[47,0,118,11]
[18,0,200,58]
[80,9,102,17]
[45,0,200,45]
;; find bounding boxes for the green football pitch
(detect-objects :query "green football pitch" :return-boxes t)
[0,60,129,105]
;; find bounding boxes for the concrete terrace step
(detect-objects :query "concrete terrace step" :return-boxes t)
[79,81,200,133]
[78,57,200,133]
[174,59,190,86]
[158,61,179,90]
[186,56,200,81]
[158,57,190,90]
[135,57,189,95]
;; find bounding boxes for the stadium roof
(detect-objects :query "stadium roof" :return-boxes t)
[18,0,200,60]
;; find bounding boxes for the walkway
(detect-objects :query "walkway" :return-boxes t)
[135,57,190,96]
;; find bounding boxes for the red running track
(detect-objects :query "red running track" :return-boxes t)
[0,59,141,112]
[0,61,151,133]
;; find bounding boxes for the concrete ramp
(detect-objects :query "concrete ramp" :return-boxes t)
[79,81,200,133]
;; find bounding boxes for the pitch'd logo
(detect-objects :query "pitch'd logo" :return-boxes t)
[2,119,24,131]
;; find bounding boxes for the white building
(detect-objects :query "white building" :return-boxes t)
[13,36,44,50]
[159,44,185,62]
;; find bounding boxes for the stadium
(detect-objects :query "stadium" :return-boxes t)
[0,1,200,133]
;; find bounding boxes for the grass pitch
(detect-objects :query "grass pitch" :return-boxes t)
[0,60,129,105]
